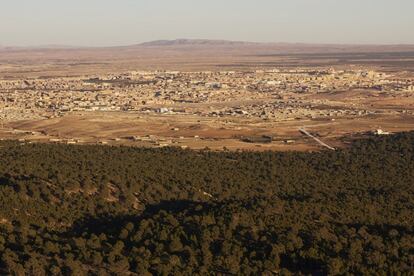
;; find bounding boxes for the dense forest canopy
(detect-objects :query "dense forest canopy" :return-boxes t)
[0,133,413,275]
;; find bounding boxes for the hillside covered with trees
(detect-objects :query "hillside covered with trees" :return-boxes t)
[0,133,413,275]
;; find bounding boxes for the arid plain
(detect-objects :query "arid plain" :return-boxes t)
[1,40,414,151]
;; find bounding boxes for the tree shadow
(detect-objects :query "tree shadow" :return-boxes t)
[68,199,211,236]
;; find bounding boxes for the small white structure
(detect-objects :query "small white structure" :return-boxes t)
[374,129,390,136]
[156,107,169,114]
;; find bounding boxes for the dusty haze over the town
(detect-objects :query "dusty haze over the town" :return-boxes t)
[1,0,414,46]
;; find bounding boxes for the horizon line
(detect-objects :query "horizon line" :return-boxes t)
[2,38,414,49]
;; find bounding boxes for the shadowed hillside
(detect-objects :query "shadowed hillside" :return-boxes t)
[0,133,413,274]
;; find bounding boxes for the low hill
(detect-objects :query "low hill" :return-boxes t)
[138,38,258,47]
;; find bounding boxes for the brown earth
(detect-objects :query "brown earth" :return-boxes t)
[3,110,414,152]
[1,41,414,151]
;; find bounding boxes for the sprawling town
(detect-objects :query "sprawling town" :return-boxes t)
[1,68,413,121]
[1,67,414,150]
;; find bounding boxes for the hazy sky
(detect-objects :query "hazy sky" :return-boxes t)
[1,0,413,46]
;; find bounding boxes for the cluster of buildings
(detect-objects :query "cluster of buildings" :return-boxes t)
[0,68,413,122]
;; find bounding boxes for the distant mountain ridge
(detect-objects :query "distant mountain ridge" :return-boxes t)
[138,39,259,47]
[1,42,413,58]
[2,39,414,50]
[119,40,414,54]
